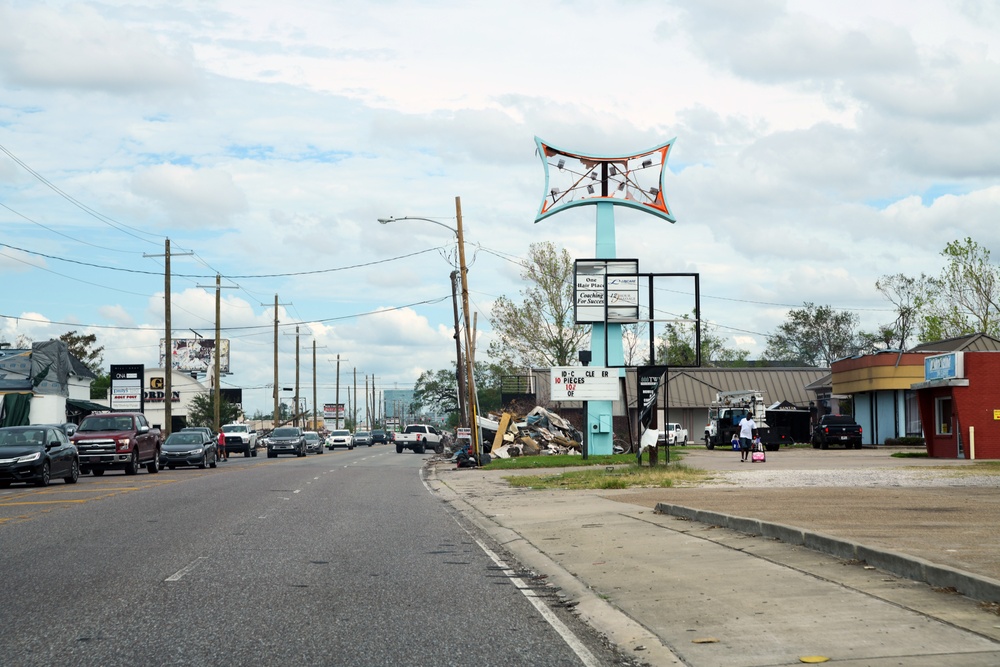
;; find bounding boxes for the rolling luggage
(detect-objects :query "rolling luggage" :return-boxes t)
[751,439,766,463]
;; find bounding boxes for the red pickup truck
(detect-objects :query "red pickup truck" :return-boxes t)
[71,412,162,476]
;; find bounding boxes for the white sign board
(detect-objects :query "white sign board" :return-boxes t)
[550,367,620,401]
[574,259,640,324]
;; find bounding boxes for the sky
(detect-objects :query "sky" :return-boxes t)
[2,0,1000,419]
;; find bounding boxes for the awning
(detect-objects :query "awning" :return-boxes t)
[66,398,110,413]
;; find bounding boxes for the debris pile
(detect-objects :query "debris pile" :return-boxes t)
[478,406,583,459]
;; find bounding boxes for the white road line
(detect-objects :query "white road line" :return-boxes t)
[294,489,301,494]
[165,556,208,582]
[428,472,599,667]
[474,537,600,667]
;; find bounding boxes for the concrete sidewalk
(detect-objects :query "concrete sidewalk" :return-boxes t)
[427,456,1000,667]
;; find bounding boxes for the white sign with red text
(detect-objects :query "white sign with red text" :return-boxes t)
[550,367,619,401]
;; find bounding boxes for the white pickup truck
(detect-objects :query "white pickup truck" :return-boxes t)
[657,423,689,446]
[394,424,443,454]
[221,423,258,457]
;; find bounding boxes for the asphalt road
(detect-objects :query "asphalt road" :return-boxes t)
[0,446,628,667]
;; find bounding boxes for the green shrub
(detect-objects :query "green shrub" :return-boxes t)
[883,436,925,447]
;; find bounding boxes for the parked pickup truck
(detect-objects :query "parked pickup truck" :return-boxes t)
[221,422,258,457]
[394,424,443,454]
[811,415,863,449]
[657,423,689,446]
[71,412,162,475]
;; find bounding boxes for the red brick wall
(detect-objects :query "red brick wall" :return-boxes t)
[919,353,1000,459]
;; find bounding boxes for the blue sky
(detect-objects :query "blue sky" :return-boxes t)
[2,0,1000,417]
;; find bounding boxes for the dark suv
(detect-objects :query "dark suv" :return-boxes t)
[371,429,388,445]
[267,427,307,458]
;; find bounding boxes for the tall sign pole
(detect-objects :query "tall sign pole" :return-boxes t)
[534,138,675,454]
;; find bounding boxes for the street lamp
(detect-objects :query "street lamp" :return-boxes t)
[378,196,480,461]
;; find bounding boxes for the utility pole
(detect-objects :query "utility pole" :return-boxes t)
[353,367,358,430]
[450,270,468,427]
[264,294,291,427]
[312,341,317,431]
[273,295,279,427]
[455,196,478,458]
[294,326,300,427]
[364,375,370,428]
[335,354,342,430]
[144,239,191,436]
[197,274,237,434]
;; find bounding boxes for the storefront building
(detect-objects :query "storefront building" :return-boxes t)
[912,350,1000,459]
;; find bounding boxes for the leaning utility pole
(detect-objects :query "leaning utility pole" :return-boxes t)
[451,270,468,427]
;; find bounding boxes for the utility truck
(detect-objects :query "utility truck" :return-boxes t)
[704,390,781,452]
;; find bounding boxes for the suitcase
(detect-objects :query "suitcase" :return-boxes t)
[751,441,766,463]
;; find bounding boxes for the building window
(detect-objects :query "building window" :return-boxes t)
[904,390,921,437]
[935,396,952,435]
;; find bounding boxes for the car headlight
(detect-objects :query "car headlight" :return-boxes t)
[16,452,42,463]
[188,449,204,456]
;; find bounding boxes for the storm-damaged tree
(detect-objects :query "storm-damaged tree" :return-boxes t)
[764,303,860,367]
[858,273,925,352]
[654,313,750,366]
[488,242,590,369]
[918,238,1000,341]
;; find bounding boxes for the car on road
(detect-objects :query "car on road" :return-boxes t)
[370,429,388,445]
[221,423,258,457]
[0,425,80,487]
[352,431,373,447]
[326,429,353,450]
[159,431,218,469]
[267,427,307,458]
[303,431,324,454]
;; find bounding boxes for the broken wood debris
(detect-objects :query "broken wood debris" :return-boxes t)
[479,406,583,459]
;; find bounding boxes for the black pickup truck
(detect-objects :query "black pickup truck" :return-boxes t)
[811,415,863,449]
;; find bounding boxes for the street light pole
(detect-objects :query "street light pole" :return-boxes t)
[377,198,478,458]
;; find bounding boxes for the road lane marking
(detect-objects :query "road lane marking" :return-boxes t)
[166,556,208,582]
[0,499,89,506]
[473,537,600,667]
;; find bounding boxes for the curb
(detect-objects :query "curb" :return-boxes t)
[654,501,1000,605]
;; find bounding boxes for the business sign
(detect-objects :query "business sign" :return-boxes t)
[574,259,640,324]
[110,364,143,411]
[323,403,345,419]
[160,338,231,374]
[550,367,619,401]
[925,352,964,382]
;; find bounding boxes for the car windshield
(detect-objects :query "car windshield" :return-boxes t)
[166,433,201,445]
[0,429,47,447]
[355,432,369,437]
[332,430,350,437]
[304,433,320,441]
[221,425,246,433]
[272,428,298,437]
[79,416,133,432]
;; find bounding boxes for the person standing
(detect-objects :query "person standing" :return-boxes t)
[217,430,228,461]
[738,413,756,462]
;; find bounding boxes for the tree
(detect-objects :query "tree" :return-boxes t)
[186,392,241,428]
[654,314,750,366]
[863,273,926,351]
[412,361,507,425]
[764,303,859,367]
[59,330,104,375]
[412,368,460,417]
[488,242,590,369]
[919,238,1000,341]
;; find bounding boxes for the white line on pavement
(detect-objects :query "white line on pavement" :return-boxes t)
[165,556,208,582]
